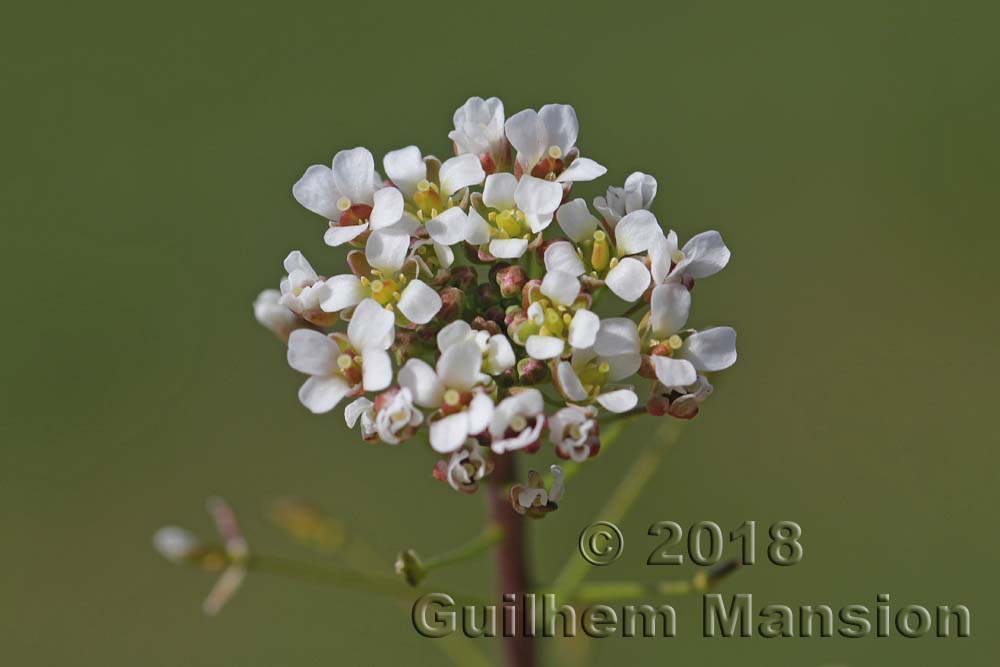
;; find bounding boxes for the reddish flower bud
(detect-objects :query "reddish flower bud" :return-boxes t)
[517,357,549,385]
[495,264,528,298]
[437,287,466,322]
[477,282,501,308]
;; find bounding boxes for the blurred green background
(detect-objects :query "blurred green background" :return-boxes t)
[2,1,998,664]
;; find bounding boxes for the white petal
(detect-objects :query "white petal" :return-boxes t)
[594,318,640,357]
[436,340,483,391]
[369,187,405,229]
[615,210,662,255]
[526,335,565,360]
[324,222,368,247]
[485,335,516,373]
[364,228,409,273]
[504,109,546,170]
[361,349,392,392]
[596,389,638,413]
[540,270,581,307]
[538,104,579,155]
[605,351,642,380]
[555,199,599,242]
[568,309,600,349]
[624,171,657,210]
[488,238,528,259]
[543,241,585,277]
[437,320,473,351]
[430,413,471,453]
[467,392,494,435]
[425,207,467,246]
[320,274,366,313]
[648,232,677,284]
[677,230,731,279]
[525,212,554,234]
[331,147,376,204]
[605,258,651,302]
[292,165,341,219]
[383,146,426,199]
[464,208,492,245]
[397,280,442,325]
[555,157,607,183]
[433,242,454,268]
[514,175,563,215]
[298,375,351,414]
[398,359,443,408]
[283,250,317,279]
[555,361,588,401]
[438,154,485,198]
[651,356,697,388]
[482,173,517,210]
[347,298,395,351]
[287,329,336,375]
[344,397,373,428]
[680,327,737,372]
[650,283,690,337]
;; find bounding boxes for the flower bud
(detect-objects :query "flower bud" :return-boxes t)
[437,287,465,322]
[448,265,478,291]
[394,548,426,587]
[470,316,502,336]
[254,290,304,342]
[153,526,200,564]
[516,357,548,385]
[521,279,543,310]
[495,264,528,298]
[477,282,501,308]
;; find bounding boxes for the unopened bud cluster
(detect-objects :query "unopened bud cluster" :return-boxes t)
[254,97,737,500]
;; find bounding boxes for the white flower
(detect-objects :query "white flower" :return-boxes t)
[449,96,508,171]
[489,389,546,454]
[649,375,714,419]
[318,228,442,325]
[344,397,377,440]
[521,270,600,360]
[544,204,662,302]
[254,289,299,340]
[553,318,641,413]
[646,283,737,388]
[465,173,563,258]
[434,443,493,494]
[510,466,565,516]
[383,145,484,248]
[549,405,600,462]
[505,104,606,183]
[650,230,731,284]
[398,340,494,453]
[292,147,406,246]
[594,171,657,227]
[437,320,515,376]
[373,387,424,445]
[153,526,199,563]
[278,251,330,319]
[286,299,395,414]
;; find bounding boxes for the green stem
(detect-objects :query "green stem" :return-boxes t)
[550,420,686,599]
[422,524,503,575]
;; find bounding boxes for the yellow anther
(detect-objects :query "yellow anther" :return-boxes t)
[443,389,461,406]
[417,179,431,192]
[668,335,683,350]
[391,410,407,422]
[562,313,573,326]
[488,211,497,222]
[671,250,686,264]
[360,277,370,287]
[598,362,610,374]
[548,145,563,159]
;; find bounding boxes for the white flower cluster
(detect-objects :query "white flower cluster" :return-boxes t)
[255,97,737,494]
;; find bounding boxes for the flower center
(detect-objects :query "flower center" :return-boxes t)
[671,249,686,264]
[443,389,461,407]
[510,415,528,432]
[488,208,529,239]
[336,353,353,370]
[548,145,562,159]
[668,335,683,350]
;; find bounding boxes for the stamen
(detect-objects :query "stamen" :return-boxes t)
[417,180,431,192]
